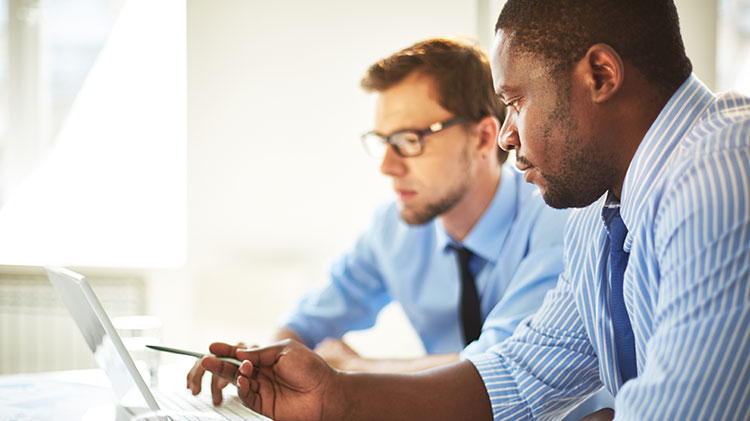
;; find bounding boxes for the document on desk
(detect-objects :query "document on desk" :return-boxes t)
[0,370,115,421]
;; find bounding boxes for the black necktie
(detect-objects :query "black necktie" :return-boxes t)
[606,209,638,383]
[452,246,482,345]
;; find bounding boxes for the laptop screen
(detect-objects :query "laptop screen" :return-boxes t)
[46,266,160,411]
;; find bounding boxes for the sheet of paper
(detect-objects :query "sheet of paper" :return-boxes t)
[0,370,115,421]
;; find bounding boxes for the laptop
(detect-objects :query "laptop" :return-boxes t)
[46,265,269,420]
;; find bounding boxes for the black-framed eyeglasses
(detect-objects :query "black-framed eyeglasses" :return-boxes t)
[360,117,466,158]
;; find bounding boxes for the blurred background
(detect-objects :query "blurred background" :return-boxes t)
[0,0,748,374]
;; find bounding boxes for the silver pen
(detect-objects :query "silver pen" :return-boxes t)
[146,344,243,366]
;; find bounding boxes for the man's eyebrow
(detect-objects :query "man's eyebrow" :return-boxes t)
[496,85,515,99]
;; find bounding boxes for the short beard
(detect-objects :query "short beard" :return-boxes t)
[400,184,468,225]
[539,149,614,209]
[399,150,472,225]
[537,84,617,209]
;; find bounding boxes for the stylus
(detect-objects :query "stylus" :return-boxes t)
[146,344,243,366]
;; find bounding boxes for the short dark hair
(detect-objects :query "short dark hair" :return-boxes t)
[496,0,693,98]
[361,37,508,163]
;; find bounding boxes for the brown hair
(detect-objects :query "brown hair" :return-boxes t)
[361,37,508,163]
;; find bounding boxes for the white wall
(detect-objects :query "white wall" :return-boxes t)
[675,0,719,89]
[182,0,480,352]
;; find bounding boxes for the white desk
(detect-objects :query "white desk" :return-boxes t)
[0,364,262,421]
[1,366,613,421]
[0,369,122,420]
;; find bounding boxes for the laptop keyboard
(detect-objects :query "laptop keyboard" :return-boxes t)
[153,388,270,420]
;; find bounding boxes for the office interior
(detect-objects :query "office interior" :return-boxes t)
[0,0,747,376]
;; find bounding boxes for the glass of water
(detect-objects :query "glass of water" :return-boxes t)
[113,315,163,387]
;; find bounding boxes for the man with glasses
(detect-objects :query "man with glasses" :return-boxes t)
[189,37,603,415]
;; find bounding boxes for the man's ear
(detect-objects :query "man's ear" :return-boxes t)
[580,43,624,104]
[475,115,501,158]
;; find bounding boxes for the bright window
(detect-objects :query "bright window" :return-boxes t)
[717,0,750,94]
[0,0,186,268]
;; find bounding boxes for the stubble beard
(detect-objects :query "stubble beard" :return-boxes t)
[399,148,472,225]
[536,88,617,209]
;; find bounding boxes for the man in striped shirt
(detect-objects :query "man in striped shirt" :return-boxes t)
[202,1,750,419]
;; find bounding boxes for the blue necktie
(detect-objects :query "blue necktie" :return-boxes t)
[451,246,482,346]
[607,209,638,383]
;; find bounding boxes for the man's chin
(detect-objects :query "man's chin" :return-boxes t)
[398,206,434,226]
[529,177,572,209]
[399,212,428,226]
[397,188,465,226]
[540,184,607,210]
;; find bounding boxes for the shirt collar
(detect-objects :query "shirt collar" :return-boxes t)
[620,74,715,230]
[435,164,518,261]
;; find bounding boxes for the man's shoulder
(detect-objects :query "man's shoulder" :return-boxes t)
[648,94,750,245]
[664,93,750,191]
[630,91,749,210]
[685,91,750,155]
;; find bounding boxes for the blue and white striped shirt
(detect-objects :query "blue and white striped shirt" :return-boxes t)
[468,74,750,420]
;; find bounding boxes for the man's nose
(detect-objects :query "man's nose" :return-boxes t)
[498,114,520,151]
[379,144,406,177]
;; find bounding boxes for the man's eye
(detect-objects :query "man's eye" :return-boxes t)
[396,133,420,145]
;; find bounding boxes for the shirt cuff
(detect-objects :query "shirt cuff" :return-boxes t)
[467,352,534,421]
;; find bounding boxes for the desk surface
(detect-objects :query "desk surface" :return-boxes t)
[0,365,264,421]
[0,369,118,420]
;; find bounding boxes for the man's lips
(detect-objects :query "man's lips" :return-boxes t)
[395,188,417,200]
[516,162,533,171]
[515,157,536,182]
[515,156,534,172]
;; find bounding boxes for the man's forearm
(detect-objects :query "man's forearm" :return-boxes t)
[327,360,493,421]
[345,353,460,373]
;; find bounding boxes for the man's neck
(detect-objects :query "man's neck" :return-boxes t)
[609,71,674,199]
[440,164,502,242]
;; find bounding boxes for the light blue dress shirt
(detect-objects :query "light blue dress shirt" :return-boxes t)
[282,164,570,356]
[469,74,750,420]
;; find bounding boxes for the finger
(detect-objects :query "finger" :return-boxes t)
[236,374,261,414]
[202,356,240,384]
[210,373,226,406]
[186,359,206,395]
[239,370,274,416]
[255,370,276,416]
[209,342,245,358]
[238,360,255,378]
